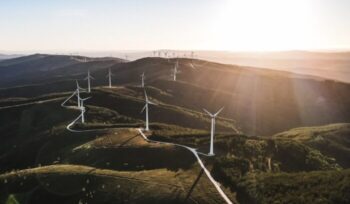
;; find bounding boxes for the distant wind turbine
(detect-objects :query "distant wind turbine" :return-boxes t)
[106,68,114,88]
[141,72,145,87]
[172,60,179,81]
[80,97,91,123]
[141,90,157,131]
[85,69,94,93]
[75,80,85,108]
[203,107,224,156]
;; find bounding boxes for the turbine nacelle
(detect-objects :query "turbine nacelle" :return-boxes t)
[85,70,95,80]
[75,80,86,91]
[203,107,224,118]
[80,97,91,108]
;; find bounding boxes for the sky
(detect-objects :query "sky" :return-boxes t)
[1,0,350,53]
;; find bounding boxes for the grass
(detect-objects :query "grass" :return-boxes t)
[0,164,186,204]
[236,169,350,204]
[273,123,350,168]
[0,163,235,204]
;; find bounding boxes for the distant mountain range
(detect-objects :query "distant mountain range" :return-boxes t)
[0,53,23,61]
[193,50,350,83]
[1,54,349,136]
[3,50,350,82]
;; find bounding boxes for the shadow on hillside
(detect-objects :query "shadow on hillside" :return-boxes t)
[185,169,204,202]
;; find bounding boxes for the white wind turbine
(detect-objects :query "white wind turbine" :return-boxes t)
[106,68,114,88]
[141,72,145,87]
[85,69,94,93]
[75,80,85,108]
[141,90,157,131]
[203,107,224,156]
[172,60,179,81]
[79,97,91,123]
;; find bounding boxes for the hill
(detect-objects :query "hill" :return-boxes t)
[273,123,350,168]
[0,55,349,203]
[1,56,350,135]
[0,54,125,87]
[0,54,22,61]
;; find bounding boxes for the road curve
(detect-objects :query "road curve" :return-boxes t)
[138,128,233,204]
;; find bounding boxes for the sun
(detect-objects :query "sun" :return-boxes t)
[211,0,316,51]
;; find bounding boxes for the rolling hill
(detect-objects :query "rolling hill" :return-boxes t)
[0,54,349,203]
[1,55,349,135]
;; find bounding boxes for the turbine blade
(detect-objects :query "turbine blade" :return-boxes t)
[203,108,214,117]
[81,96,91,101]
[140,104,147,113]
[148,101,157,105]
[214,107,224,117]
[144,90,148,101]
[190,63,196,69]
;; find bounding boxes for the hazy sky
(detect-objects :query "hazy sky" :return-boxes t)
[1,0,350,52]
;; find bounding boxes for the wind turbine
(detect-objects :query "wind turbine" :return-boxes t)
[141,72,145,87]
[80,97,91,123]
[85,69,94,93]
[172,60,179,81]
[203,107,224,156]
[75,80,85,108]
[106,68,114,88]
[141,90,156,131]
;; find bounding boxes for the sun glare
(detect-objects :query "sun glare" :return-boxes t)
[212,0,316,51]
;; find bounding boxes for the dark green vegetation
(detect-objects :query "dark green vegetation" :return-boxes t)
[0,54,349,203]
[237,170,350,204]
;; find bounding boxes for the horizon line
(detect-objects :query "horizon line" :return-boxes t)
[2,48,350,55]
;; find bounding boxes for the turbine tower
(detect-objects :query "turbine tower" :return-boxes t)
[172,60,179,81]
[141,72,145,87]
[85,69,94,93]
[80,97,90,123]
[75,80,85,108]
[203,107,224,156]
[141,90,156,131]
[106,68,114,88]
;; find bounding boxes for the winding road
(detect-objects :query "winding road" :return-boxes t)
[61,90,234,204]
